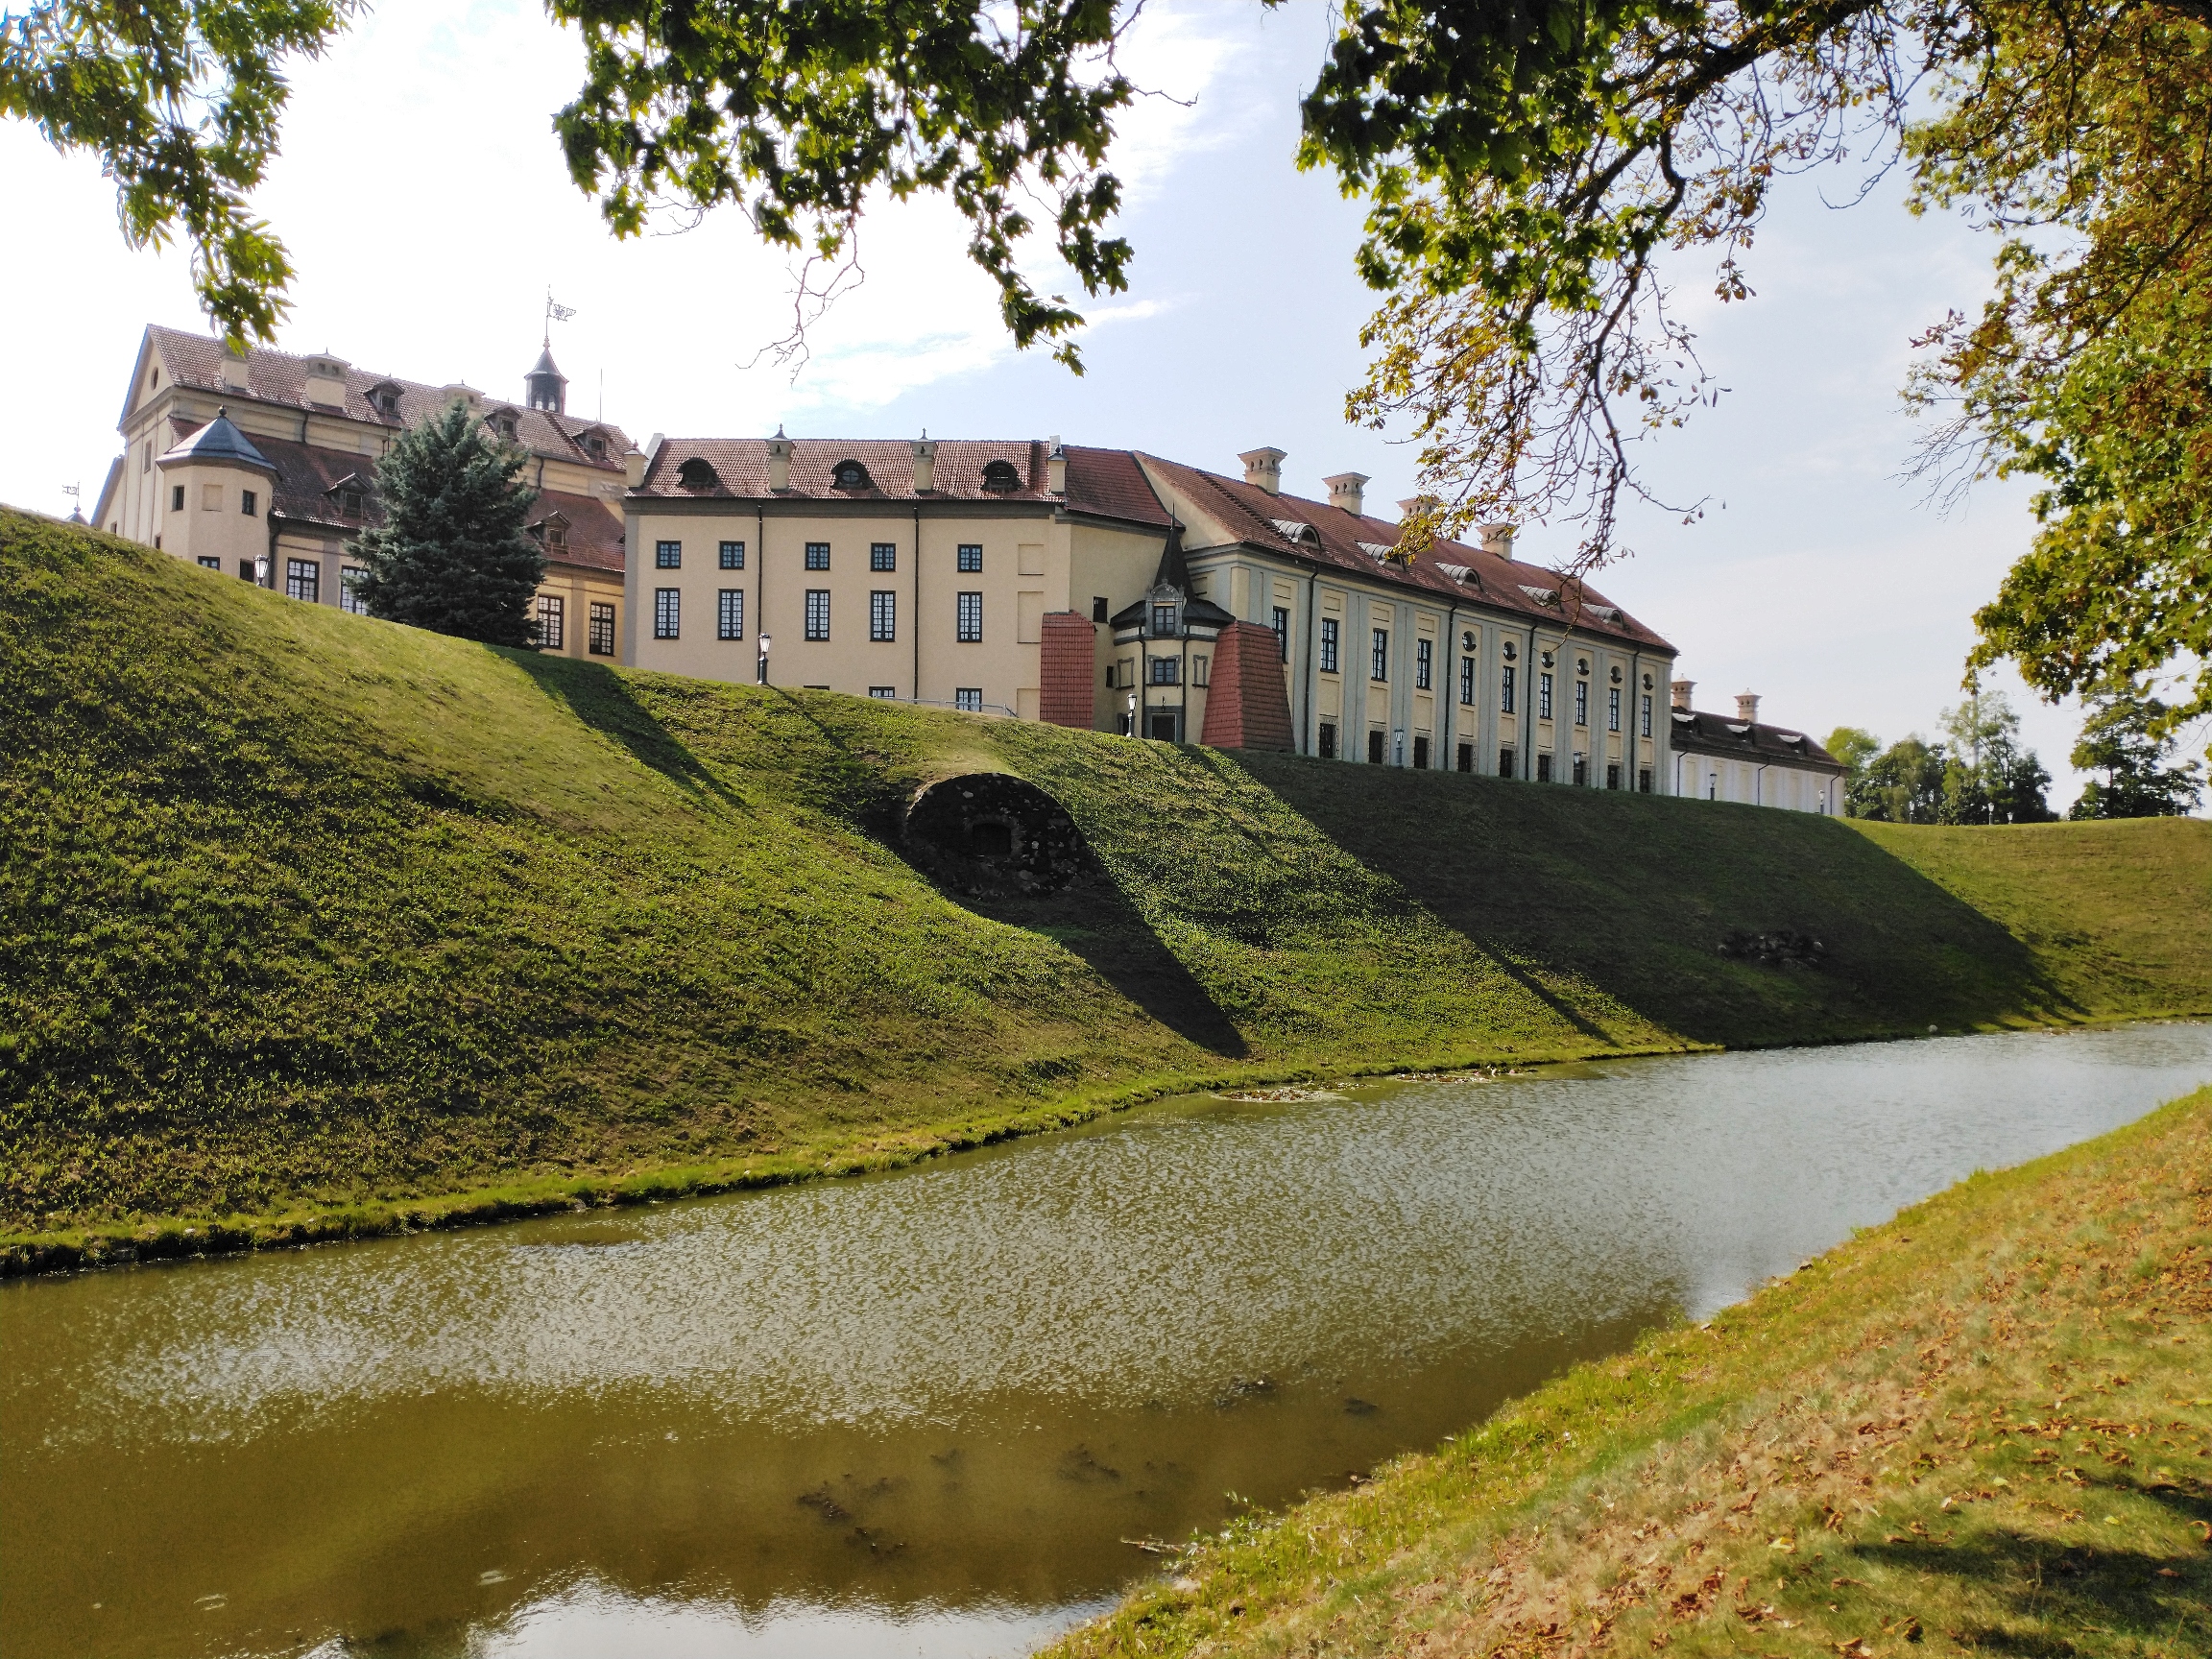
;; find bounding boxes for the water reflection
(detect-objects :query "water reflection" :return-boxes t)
[4,1023,2207,1658]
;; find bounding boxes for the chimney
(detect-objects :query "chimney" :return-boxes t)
[1239,446,1286,494]
[1479,522,1517,558]
[766,425,793,493]
[1735,690,1761,725]
[221,345,252,393]
[1046,434,1067,494]
[1671,678,1695,711]
[304,354,351,408]
[623,447,647,489]
[1324,471,1369,517]
[910,435,938,493]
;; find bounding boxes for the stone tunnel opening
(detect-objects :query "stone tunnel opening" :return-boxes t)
[902,773,1085,898]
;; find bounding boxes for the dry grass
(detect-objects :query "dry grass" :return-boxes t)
[1046,1084,2212,1659]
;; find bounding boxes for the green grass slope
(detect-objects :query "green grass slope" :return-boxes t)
[2,510,2205,1261]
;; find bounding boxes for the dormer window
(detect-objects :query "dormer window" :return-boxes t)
[677,456,719,490]
[368,382,402,418]
[980,459,1021,493]
[832,458,873,491]
[541,517,567,551]
[339,488,363,517]
[489,411,520,443]
[1151,602,1179,636]
[580,431,608,461]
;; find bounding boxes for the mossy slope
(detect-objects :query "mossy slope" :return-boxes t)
[2,510,2205,1249]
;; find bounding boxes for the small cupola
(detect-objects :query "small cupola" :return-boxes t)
[526,346,567,415]
[156,407,276,475]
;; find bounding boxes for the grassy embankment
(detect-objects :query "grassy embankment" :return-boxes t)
[2,508,2206,1268]
[1043,1084,2212,1659]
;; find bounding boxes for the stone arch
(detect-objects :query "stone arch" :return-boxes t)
[902,773,1085,897]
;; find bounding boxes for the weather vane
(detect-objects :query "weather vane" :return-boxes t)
[544,288,576,347]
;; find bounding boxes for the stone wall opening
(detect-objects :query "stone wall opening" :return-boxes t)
[902,773,1085,897]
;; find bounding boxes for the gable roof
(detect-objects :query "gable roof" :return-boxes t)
[135,325,634,474]
[1135,453,1671,650]
[1670,708,1845,772]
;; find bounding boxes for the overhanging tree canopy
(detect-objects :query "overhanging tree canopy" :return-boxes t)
[11,0,2207,731]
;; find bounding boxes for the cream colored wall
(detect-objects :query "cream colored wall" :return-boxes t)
[625,505,1087,709]
[1071,521,1177,731]
[1676,752,1839,811]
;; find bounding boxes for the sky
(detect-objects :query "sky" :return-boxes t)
[0,0,2121,807]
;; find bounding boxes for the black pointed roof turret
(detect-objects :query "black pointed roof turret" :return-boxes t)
[526,346,567,414]
[1154,517,1195,593]
[1111,519,1236,634]
[156,407,276,472]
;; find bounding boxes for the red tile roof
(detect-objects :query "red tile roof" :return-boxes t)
[1138,453,1672,651]
[633,437,1173,525]
[143,326,633,476]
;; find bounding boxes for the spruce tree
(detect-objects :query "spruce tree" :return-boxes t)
[351,400,545,646]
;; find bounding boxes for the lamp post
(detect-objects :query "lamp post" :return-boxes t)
[757,634,772,685]
[1126,691,1137,738]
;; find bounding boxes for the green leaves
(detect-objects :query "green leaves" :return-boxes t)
[548,0,1138,370]
[1,0,356,343]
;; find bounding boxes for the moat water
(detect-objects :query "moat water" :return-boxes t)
[5,1022,2209,1659]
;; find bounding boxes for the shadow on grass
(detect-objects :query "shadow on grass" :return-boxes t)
[1847,1477,2211,1651]
[1225,751,2081,1047]
[509,653,746,810]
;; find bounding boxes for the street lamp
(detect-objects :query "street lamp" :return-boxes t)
[1126,690,1137,737]
[757,633,772,685]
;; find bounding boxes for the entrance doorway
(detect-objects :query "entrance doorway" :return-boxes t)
[1148,711,1180,743]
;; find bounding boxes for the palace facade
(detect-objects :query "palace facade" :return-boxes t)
[93,326,630,659]
[624,437,1681,788]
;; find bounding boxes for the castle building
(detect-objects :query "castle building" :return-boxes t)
[92,326,631,659]
[623,437,1683,784]
[1668,682,1846,811]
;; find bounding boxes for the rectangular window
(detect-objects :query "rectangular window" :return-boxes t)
[1271,606,1289,661]
[718,540,745,570]
[957,543,983,573]
[1607,762,1623,790]
[1148,657,1180,685]
[1639,767,1653,794]
[141,444,151,472]
[868,685,898,699]
[870,589,897,641]
[171,485,185,511]
[954,687,983,712]
[655,540,682,569]
[1537,753,1553,783]
[1415,637,1432,689]
[805,541,830,571]
[1412,734,1431,769]
[1151,602,1178,636]
[240,489,257,517]
[1575,680,1589,727]
[870,542,897,572]
[1456,742,1474,773]
[535,593,565,650]
[589,601,616,656]
[1319,617,1340,674]
[197,556,221,570]
[1367,729,1386,764]
[654,588,680,638]
[1573,755,1588,785]
[805,589,830,640]
[1498,748,1516,780]
[1092,596,1109,623]
[956,590,983,642]
[237,559,253,580]
[1539,672,1553,720]
[1371,628,1389,682]
[1501,664,1516,713]
[1641,693,1653,737]
[1608,685,1622,733]
[1459,654,1476,706]
[1192,654,1210,687]
[1317,721,1338,759]
[284,559,320,603]
[718,589,745,640]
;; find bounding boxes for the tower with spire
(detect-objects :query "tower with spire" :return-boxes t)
[525,345,566,415]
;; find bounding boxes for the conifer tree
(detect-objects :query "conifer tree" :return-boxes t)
[351,400,544,647]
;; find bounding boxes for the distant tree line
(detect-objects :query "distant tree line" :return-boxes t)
[1826,685,2202,825]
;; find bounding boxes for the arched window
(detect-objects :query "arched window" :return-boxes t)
[832,458,873,490]
[980,459,1021,493]
[677,456,719,490]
